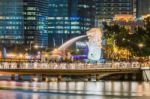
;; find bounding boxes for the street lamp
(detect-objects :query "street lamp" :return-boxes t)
[34,44,39,49]
[138,43,144,57]
[29,42,33,51]
[138,43,144,49]
[138,43,144,68]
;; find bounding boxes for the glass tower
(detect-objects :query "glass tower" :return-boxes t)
[0,0,24,45]
[0,0,96,48]
[48,0,96,48]
[24,0,49,47]
[96,0,134,20]
[23,0,37,45]
[137,0,150,17]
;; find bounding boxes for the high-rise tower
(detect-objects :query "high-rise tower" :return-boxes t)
[23,0,49,47]
[0,0,24,45]
[96,0,134,20]
[48,0,96,48]
[137,0,150,17]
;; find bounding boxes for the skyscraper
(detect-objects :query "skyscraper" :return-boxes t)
[23,0,49,47]
[23,0,37,45]
[0,0,24,45]
[137,0,150,17]
[48,0,96,48]
[96,0,134,20]
[0,0,96,48]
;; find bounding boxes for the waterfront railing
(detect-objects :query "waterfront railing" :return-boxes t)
[0,62,144,70]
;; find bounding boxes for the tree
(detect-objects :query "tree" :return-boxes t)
[104,17,150,58]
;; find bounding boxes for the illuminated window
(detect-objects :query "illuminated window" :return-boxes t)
[56,17,63,20]
[27,7,36,10]
[0,16,4,19]
[71,22,79,25]
[27,17,36,20]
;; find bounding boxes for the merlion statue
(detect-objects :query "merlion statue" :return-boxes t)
[86,28,102,62]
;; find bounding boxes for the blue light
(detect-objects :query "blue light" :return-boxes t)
[38,16,46,20]
[70,17,80,20]
[64,26,70,29]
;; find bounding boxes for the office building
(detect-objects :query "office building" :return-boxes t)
[48,0,96,48]
[0,0,96,48]
[96,0,134,20]
[23,0,49,47]
[137,0,150,17]
[0,0,24,45]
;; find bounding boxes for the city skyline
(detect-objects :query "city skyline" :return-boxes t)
[0,0,149,48]
[0,1,149,99]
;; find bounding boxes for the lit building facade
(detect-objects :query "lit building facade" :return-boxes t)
[96,0,134,20]
[0,0,95,48]
[0,0,49,47]
[137,0,150,17]
[111,15,144,32]
[23,0,37,45]
[48,0,96,48]
[0,0,24,45]
[23,0,49,47]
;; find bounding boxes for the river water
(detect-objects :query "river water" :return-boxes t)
[0,81,150,99]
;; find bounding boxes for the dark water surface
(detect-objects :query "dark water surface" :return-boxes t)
[0,81,150,99]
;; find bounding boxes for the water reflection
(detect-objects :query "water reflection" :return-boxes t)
[0,81,150,99]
